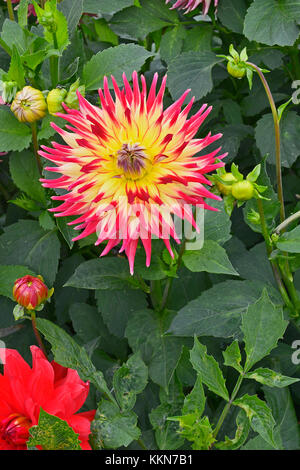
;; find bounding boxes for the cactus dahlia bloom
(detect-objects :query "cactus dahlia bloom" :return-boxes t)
[166,0,219,14]
[0,346,95,450]
[40,72,225,274]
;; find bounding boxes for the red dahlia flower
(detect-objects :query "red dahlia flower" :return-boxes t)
[40,72,226,274]
[0,346,95,450]
[166,0,219,14]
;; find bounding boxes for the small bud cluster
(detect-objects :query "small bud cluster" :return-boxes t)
[211,163,268,215]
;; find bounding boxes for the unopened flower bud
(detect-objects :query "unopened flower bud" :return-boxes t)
[231,180,255,201]
[216,172,237,196]
[0,80,17,104]
[11,86,47,123]
[13,275,49,310]
[47,87,67,115]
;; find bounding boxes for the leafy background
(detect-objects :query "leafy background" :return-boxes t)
[0,0,300,450]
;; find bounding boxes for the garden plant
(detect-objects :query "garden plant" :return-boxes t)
[0,0,300,451]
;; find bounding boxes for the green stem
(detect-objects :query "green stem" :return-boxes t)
[6,0,15,21]
[213,373,244,440]
[50,33,59,87]
[31,310,48,359]
[31,121,42,176]
[40,0,46,7]
[274,210,300,234]
[257,199,295,313]
[247,62,285,223]
[137,438,148,450]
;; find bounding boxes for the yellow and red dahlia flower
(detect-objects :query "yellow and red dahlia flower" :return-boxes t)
[40,72,226,274]
[166,0,219,14]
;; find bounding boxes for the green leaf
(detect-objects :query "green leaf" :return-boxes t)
[95,288,147,338]
[1,19,28,54]
[83,0,134,15]
[233,394,277,449]
[168,51,222,101]
[241,289,288,372]
[110,0,178,40]
[171,414,215,450]
[39,211,55,231]
[6,45,25,88]
[215,410,250,450]
[168,280,281,338]
[218,0,247,34]
[245,368,300,388]
[204,200,232,245]
[94,19,119,45]
[276,225,300,253]
[190,337,229,401]
[9,151,46,204]
[56,216,77,249]
[160,25,186,64]
[264,386,300,450]
[0,220,60,286]
[0,265,36,299]
[65,258,136,290]
[36,318,117,404]
[18,0,29,28]
[255,111,300,168]
[91,400,140,449]
[113,352,148,411]
[183,240,238,276]
[28,409,81,450]
[182,375,206,416]
[0,106,31,153]
[58,0,83,36]
[223,340,243,373]
[244,0,300,46]
[82,44,153,91]
[125,309,184,389]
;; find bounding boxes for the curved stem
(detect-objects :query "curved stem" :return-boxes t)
[31,310,48,359]
[247,62,285,223]
[6,0,15,21]
[274,210,300,234]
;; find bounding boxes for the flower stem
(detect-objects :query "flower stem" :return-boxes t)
[50,33,59,87]
[257,199,295,313]
[30,310,48,359]
[31,121,42,176]
[213,373,244,440]
[247,62,285,223]
[274,210,300,234]
[6,0,15,21]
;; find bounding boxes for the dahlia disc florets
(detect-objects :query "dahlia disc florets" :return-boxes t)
[40,72,226,274]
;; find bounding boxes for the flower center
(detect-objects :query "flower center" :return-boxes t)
[117,143,148,179]
[0,413,31,447]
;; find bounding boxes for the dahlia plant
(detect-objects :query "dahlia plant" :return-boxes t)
[0,0,299,455]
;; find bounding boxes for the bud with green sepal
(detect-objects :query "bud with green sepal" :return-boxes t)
[211,163,268,215]
[32,1,57,33]
[218,45,269,90]
[47,87,67,115]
